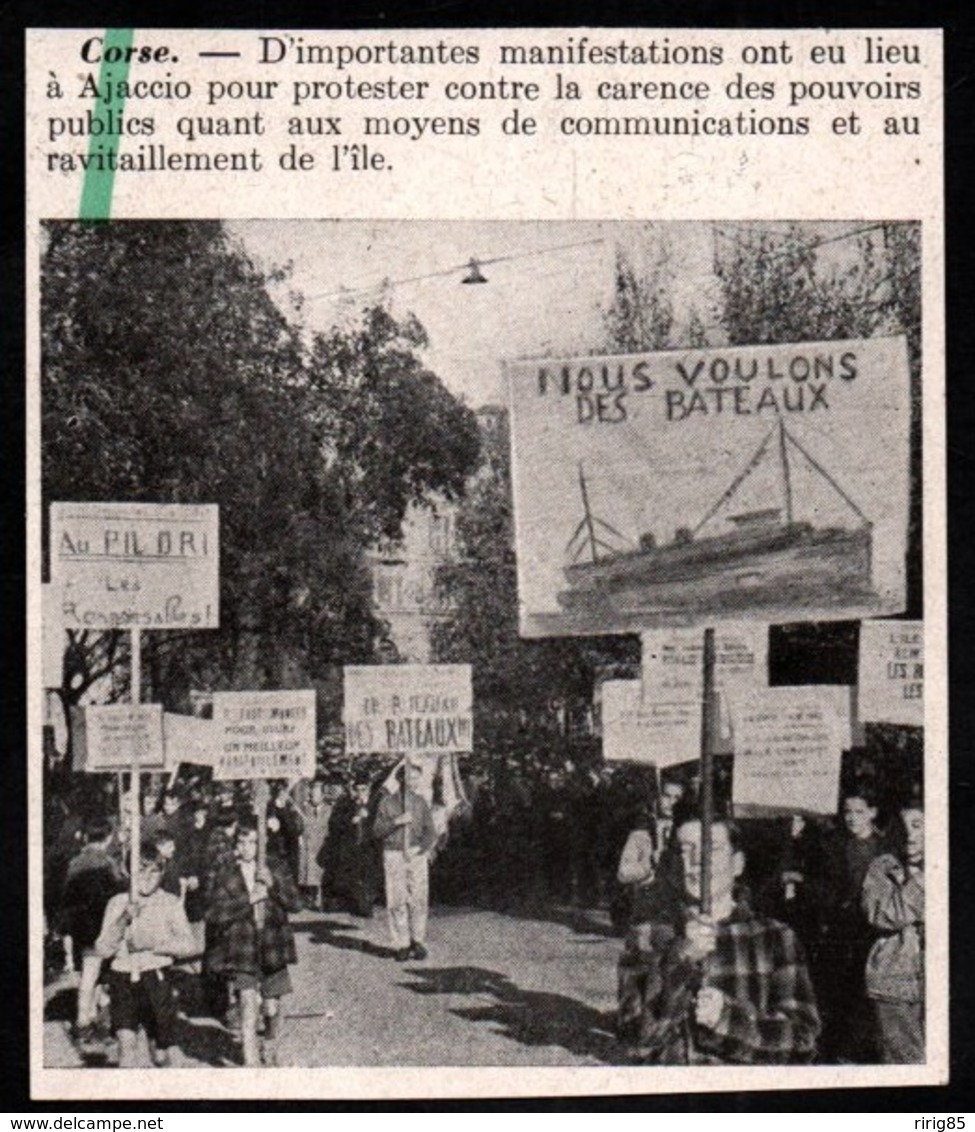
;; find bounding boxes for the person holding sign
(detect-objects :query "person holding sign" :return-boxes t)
[861,795,925,1063]
[626,818,821,1065]
[204,816,302,1067]
[94,845,200,1067]
[373,760,438,961]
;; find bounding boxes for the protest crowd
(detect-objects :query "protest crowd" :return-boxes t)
[43,728,925,1069]
[38,216,928,1077]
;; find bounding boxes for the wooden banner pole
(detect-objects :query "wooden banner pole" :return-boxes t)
[700,627,717,917]
[254,778,270,930]
[129,628,142,902]
[255,778,269,872]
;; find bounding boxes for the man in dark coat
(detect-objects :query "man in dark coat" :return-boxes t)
[205,815,302,1066]
[266,782,304,885]
[58,816,127,1040]
[326,778,381,916]
[807,787,885,1062]
[200,804,239,1022]
[174,797,211,925]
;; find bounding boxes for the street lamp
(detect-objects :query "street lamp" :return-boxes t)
[461,258,488,285]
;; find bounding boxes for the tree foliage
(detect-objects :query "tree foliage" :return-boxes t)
[42,221,481,713]
[601,235,675,353]
[713,222,902,345]
[306,306,481,543]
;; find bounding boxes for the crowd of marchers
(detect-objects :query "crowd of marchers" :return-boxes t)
[613,777,925,1066]
[45,767,390,1067]
[43,754,925,1068]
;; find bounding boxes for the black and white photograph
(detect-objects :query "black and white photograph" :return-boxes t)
[36,217,930,1083]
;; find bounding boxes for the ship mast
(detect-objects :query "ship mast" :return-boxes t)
[778,415,794,525]
[579,463,599,564]
[784,428,871,528]
[566,463,629,564]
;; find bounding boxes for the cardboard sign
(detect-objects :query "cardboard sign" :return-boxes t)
[601,679,702,768]
[642,624,767,735]
[507,336,910,636]
[858,620,924,726]
[641,624,767,694]
[731,687,848,817]
[77,703,166,772]
[211,690,317,780]
[344,664,473,755]
[631,626,767,749]
[50,502,219,631]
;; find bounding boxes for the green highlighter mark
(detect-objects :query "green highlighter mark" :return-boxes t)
[79,28,135,220]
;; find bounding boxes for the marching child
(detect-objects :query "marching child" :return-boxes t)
[205,815,302,1066]
[95,845,200,1067]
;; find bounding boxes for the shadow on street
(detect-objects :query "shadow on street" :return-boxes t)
[171,1015,241,1067]
[494,902,619,940]
[398,965,622,1064]
[296,916,401,959]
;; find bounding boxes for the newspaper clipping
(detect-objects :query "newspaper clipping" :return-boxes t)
[27,27,945,1100]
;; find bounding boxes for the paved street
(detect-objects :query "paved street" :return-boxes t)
[45,904,626,1068]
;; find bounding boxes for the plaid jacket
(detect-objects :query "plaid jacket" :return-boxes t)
[204,856,302,977]
[628,900,821,1064]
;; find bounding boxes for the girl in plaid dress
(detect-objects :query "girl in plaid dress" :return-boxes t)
[205,816,302,1066]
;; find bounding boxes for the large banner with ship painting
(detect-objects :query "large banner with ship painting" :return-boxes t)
[507,336,910,637]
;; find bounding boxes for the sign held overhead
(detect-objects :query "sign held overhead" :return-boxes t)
[507,337,910,636]
[731,686,848,817]
[212,689,317,780]
[344,664,473,756]
[75,703,167,772]
[50,502,219,630]
[601,679,701,768]
[858,620,924,726]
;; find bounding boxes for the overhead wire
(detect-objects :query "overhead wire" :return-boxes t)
[307,235,607,304]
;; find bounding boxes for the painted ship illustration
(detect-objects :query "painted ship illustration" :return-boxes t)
[557,418,877,622]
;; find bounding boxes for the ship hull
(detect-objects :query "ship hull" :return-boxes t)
[557,526,875,621]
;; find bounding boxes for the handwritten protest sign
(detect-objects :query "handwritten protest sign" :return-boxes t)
[731,687,848,816]
[642,625,767,693]
[641,624,767,740]
[507,337,910,637]
[74,703,166,772]
[212,690,317,780]
[858,620,924,726]
[50,502,219,631]
[601,679,701,767]
[344,664,473,756]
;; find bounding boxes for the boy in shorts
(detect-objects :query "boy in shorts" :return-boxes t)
[205,815,302,1066]
[95,846,200,1066]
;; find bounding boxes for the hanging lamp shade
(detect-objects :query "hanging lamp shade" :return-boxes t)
[461,258,488,284]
